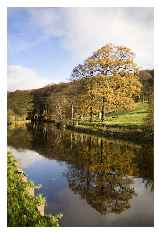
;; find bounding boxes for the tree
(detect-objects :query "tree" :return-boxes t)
[72,43,138,79]
[47,93,70,121]
[139,70,154,129]
[7,91,33,121]
[73,78,100,121]
[71,44,142,121]
[139,70,154,103]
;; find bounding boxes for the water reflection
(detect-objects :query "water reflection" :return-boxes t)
[8,123,154,226]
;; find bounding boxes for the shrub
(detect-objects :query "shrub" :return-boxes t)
[7,152,62,227]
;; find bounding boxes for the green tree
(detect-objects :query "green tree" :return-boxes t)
[8,91,33,121]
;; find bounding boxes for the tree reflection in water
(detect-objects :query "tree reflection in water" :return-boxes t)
[66,166,135,214]
[8,123,153,215]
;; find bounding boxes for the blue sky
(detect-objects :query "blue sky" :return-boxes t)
[8,7,154,91]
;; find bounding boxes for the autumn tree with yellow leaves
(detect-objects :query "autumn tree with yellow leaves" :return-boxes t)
[71,44,142,121]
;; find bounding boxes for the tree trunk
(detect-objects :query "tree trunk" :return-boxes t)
[70,133,72,150]
[71,103,74,121]
[142,94,145,103]
[90,107,93,122]
[101,97,105,121]
[100,139,103,163]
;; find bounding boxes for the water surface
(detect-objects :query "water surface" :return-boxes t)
[8,123,154,226]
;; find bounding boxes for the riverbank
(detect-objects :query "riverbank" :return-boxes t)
[8,103,153,143]
[7,152,62,227]
[7,120,30,128]
[60,103,153,143]
[66,123,153,143]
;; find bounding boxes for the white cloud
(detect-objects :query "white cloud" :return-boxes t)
[28,7,154,68]
[8,65,50,91]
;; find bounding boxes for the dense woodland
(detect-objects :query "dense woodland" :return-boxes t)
[8,44,154,127]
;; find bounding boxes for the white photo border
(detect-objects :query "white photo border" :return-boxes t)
[0,1,158,232]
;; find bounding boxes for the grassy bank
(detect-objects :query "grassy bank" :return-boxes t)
[104,103,149,126]
[76,103,149,127]
[66,124,153,143]
[66,103,153,143]
[8,152,62,227]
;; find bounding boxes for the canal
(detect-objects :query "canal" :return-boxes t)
[8,123,154,226]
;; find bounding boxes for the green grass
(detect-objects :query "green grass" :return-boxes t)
[105,103,149,126]
[76,103,150,129]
